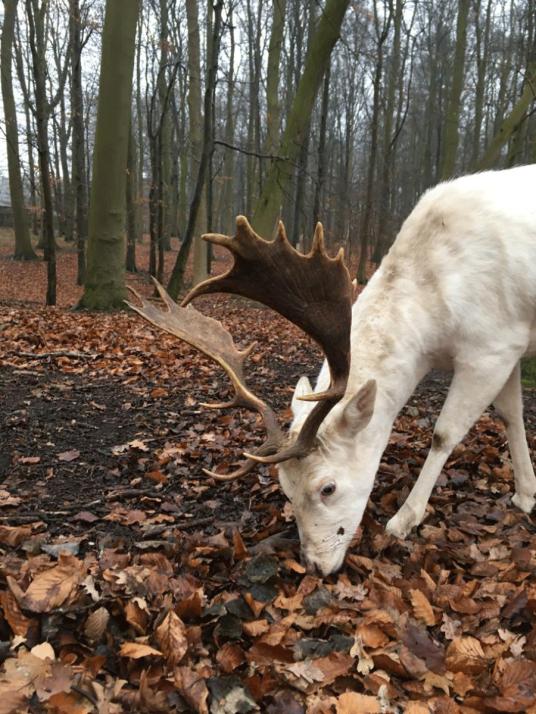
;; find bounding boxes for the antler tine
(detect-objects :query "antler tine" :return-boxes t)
[125,280,284,479]
[310,222,326,255]
[181,215,353,466]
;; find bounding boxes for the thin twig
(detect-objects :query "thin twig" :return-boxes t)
[12,350,97,360]
[214,139,288,161]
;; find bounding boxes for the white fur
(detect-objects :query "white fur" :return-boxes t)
[279,164,536,576]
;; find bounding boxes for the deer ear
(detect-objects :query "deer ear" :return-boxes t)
[291,376,313,418]
[339,379,377,437]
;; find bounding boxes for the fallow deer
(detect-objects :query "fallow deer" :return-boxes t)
[128,164,536,576]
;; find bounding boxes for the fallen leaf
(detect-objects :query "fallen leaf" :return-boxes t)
[119,642,163,659]
[154,610,188,665]
[410,589,436,626]
[336,692,380,713]
[22,555,83,613]
[57,449,80,462]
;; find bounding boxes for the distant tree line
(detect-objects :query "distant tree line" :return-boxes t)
[1,0,535,307]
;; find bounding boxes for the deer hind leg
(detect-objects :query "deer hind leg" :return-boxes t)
[493,362,536,514]
[386,356,522,539]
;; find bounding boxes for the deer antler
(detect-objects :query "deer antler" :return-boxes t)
[125,279,284,480]
[182,216,353,465]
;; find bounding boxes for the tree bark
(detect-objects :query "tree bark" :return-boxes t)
[440,0,470,179]
[1,0,36,259]
[356,1,391,284]
[167,0,223,300]
[252,0,350,238]
[265,0,286,157]
[70,0,88,285]
[477,63,536,170]
[26,0,64,304]
[78,0,141,310]
[312,62,330,229]
[188,0,208,285]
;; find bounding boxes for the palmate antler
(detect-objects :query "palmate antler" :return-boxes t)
[126,279,283,480]
[127,216,353,479]
[183,216,353,466]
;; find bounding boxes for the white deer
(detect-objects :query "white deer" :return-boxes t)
[129,164,536,576]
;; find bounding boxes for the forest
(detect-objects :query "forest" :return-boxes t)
[1,0,536,711]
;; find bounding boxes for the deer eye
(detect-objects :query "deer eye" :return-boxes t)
[320,483,336,498]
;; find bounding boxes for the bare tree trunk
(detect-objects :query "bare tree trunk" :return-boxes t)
[126,124,139,272]
[157,0,172,253]
[478,66,536,170]
[167,0,223,299]
[253,0,350,238]
[374,0,403,263]
[188,0,208,285]
[1,0,36,259]
[357,1,391,284]
[266,0,286,157]
[78,0,141,310]
[312,63,330,229]
[440,0,470,179]
[222,4,235,233]
[70,0,88,285]
[470,0,492,167]
[26,0,62,304]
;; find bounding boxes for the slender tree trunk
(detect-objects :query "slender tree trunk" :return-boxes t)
[158,0,172,253]
[440,0,470,179]
[51,118,63,235]
[57,85,74,241]
[312,63,330,229]
[167,0,223,299]
[14,20,39,236]
[357,2,391,284]
[266,0,286,156]
[126,124,138,272]
[477,64,536,170]
[135,13,145,241]
[374,0,403,263]
[26,0,57,304]
[78,0,141,310]
[70,0,88,285]
[1,0,36,259]
[253,0,350,238]
[471,0,492,167]
[188,0,208,285]
[222,5,235,233]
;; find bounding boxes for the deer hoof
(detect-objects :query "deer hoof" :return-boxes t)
[512,492,536,514]
[386,504,420,539]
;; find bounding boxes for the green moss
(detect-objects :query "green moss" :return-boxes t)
[521,357,536,388]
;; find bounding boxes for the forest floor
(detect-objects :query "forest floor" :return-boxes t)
[1,232,536,713]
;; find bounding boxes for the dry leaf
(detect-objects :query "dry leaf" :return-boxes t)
[22,555,83,613]
[174,666,209,714]
[445,637,488,674]
[216,642,245,673]
[0,524,32,546]
[0,590,33,636]
[84,607,110,642]
[31,642,55,660]
[119,642,163,659]
[154,610,188,665]
[57,449,80,462]
[336,692,380,713]
[410,589,436,626]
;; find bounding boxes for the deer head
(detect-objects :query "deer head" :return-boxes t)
[127,216,367,575]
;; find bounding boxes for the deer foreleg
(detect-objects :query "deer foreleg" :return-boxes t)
[386,357,522,539]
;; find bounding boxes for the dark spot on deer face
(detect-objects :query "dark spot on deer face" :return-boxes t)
[337,527,345,535]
